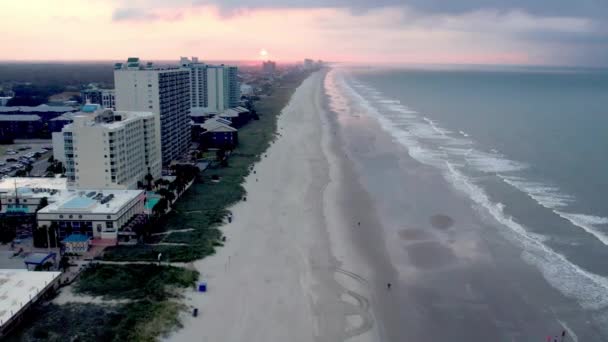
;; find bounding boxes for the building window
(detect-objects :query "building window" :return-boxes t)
[106,215,111,219]
[59,215,64,219]
[106,222,114,228]
[78,215,83,219]
[69,215,73,219]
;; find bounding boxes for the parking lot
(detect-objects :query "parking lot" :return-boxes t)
[0,140,53,178]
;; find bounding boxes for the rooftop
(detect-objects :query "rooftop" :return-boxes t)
[38,189,145,214]
[0,114,41,121]
[66,109,154,130]
[0,104,76,113]
[0,269,61,328]
[0,177,67,193]
[201,117,237,132]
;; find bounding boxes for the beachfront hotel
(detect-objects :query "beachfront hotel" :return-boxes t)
[36,189,145,240]
[55,106,162,190]
[114,58,191,164]
[180,57,240,113]
[0,177,145,240]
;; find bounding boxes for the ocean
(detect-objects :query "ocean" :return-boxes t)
[324,65,608,340]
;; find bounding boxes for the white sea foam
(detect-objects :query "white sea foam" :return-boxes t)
[377,99,401,105]
[444,162,608,310]
[555,212,608,246]
[336,70,608,311]
[464,150,527,173]
[501,176,573,208]
[423,117,452,136]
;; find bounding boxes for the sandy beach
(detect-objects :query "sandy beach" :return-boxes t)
[168,71,382,342]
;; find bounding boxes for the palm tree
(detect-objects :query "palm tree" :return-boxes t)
[144,173,154,190]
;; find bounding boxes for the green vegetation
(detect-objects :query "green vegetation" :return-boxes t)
[9,265,198,342]
[75,264,198,300]
[10,301,184,342]
[102,70,310,262]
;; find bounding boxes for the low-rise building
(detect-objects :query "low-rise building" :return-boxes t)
[0,96,12,106]
[0,104,77,122]
[218,106,250,128]
[37,189,146,240]
[0,114,43,142]
[195,117,238,149]
[0,270,61,337]
[0,178,67,215]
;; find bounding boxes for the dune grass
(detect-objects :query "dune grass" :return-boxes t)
[75,264,198,300]
[102,71,310,262]
[10,301,185,342]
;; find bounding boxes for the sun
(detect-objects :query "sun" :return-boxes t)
[259,48,269,59]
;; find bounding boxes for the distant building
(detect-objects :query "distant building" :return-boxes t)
[58,108,162,189]
[0,96,12,106]
[262,60,277,75]
[240,84,254,96]
[180,57,239,113]
[48,112,77,133]
[0,104,77,122]
[114,57,191,164]
[304,58,314,70]
[81,88,115,109]
[0,114,43,142]
[101,89,116,109]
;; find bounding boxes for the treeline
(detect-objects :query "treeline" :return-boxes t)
[0,62,114,87]
[7,84,66,106]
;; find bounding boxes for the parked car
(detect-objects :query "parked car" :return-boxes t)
[6,151,17,155]
[6,158,17,162]
[0,161,5,166]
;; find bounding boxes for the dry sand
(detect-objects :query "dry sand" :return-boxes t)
[167,71,380,342]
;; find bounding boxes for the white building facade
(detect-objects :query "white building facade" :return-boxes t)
[37,189,145,240]
[61,109,161,189]
[114,58,191,164]
[180,57,239,113]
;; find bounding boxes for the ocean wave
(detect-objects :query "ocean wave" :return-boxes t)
[501,176,573,208]
[335,70,608,310]
[555,212,608,246]
[444,162,608,310]
[465,151,527,173]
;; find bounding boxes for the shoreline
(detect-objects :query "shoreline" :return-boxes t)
[167,70,389,341]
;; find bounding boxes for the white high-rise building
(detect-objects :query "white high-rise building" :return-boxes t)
[114,57,191,164]
[59,108,162,189]
[180,57,239,113]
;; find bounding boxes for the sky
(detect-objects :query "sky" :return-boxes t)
[0,0,607,66]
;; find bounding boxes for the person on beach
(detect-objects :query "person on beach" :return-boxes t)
[387,283,391,290]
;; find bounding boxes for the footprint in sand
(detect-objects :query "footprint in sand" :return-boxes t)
[334,268,374,338]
